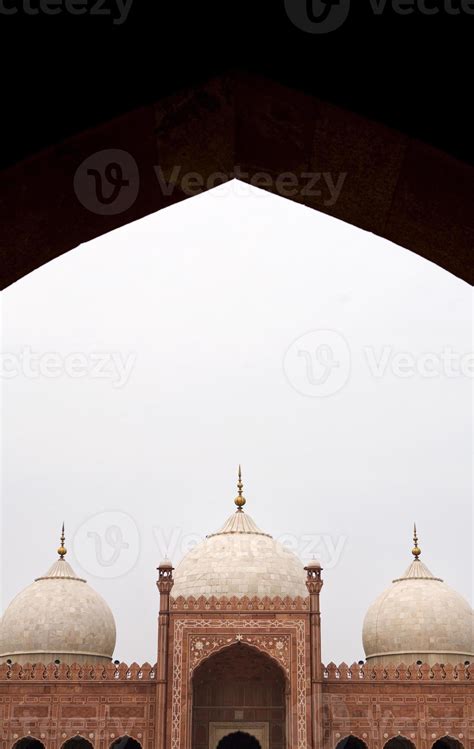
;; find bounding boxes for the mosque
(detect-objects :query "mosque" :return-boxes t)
[0,472,472,749]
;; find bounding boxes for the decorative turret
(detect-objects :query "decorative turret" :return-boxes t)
[156,559,174,749]
[305,559,324,595]
[157,559,174,596]
[305,558,324,744]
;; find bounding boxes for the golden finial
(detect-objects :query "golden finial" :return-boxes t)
[412,522,421,559]
[57,522,67,558]
[234,465,246,511]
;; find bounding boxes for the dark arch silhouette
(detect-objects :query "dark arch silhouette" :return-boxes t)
[217,732,261,749]
[1,73,471,289]
[13,739,45,749]
[110,738,142,749]
[192,641,288,693]
[384,737,416,749]
[432,738,464,749]
[336,736,368,749]
[192,639,288,684]
[61,738,94,749]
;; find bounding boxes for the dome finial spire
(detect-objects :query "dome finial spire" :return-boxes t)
[234,465,246,511]
[58,522,67,558]
[412,522,421,560]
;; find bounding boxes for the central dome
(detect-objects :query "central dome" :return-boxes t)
[172,488,307,599]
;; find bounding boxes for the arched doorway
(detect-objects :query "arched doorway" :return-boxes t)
[432,738,464,749]
[384,737,416,749]
[62,738,94,749]
[336,737,368,749]
[217,732,261,748]
[110,738,142,749]
[13,739,45,749]
[192,643,285,749]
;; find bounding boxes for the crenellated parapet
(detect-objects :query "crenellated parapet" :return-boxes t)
[1,660,470,683]
[322,661,472,682]
[169,593,309,611]
[0,661,157,681]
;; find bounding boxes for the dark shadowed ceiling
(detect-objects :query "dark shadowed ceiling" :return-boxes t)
[1,1,473,169]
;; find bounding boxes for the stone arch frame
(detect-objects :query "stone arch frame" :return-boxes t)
[170,616,309,749]
[383,735,417,749]
[190,638,290,686]
[12,737,46,749]
[431,737,464,749]
[1,71,472,289]
[60,736,95,749]
[109,736,143,749]
[335,735,370,749]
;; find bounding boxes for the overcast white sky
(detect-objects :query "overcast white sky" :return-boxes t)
[1,181,472,665]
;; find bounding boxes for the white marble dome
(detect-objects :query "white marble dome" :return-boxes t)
[0,552,116,665]
[363,554,473,666]
[172,507,308,599]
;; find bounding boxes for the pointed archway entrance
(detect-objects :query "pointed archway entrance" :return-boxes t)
[217,732,262,748]
[192,643,286,749]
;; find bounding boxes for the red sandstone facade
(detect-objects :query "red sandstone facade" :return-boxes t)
[1,564,472,749]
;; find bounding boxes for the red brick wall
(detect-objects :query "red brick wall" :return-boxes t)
[0,664,156,749]
[0,658,471,749]
[322,663,473,749]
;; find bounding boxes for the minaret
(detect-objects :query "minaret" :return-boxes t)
[305,558,324,749]
[156,557,174,749]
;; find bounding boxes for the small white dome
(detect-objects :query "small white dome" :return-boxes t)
[363,557,473,665]
[172,508,307,599]
[0,556,116,665]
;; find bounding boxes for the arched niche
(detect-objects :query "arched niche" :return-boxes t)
[13,738,45,749]
[383,737,416,749]
[110,737,142,749]
[61,737,94,749]
[432,738,464,749]
[336,736,369,749]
